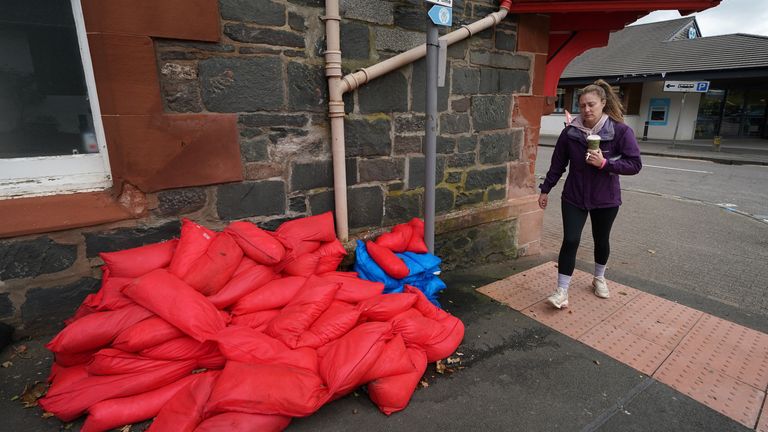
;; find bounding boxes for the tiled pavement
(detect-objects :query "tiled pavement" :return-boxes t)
[477,262,768,431]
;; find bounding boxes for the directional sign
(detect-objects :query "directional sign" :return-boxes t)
[428,4,452,26]
[426,0,452,7]
[663,80,710,93]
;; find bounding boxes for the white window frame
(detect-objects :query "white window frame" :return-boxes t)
[0,0,112,199]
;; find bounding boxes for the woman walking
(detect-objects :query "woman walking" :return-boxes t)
[538,79,642,309]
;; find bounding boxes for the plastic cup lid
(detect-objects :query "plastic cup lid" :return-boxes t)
[587,134,601,141]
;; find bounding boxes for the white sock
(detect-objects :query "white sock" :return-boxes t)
[595,263,607,278]
[557,273,572,291]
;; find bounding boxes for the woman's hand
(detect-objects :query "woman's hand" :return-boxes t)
[586,148,605,168]
[538,193,548,209]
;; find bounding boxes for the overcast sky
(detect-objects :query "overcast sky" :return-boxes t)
[630,0,768,37]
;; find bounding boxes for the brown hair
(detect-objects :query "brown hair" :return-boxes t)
[579,79,625,123]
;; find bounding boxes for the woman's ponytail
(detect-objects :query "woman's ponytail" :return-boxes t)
[580,79,625,123]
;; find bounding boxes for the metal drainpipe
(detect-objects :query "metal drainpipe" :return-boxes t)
[325,0,512,242]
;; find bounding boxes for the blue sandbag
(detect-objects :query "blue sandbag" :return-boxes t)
[353,240,446,307]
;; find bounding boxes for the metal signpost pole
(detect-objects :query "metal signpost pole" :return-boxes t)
[424,15,438,254]
[672,92,686,148]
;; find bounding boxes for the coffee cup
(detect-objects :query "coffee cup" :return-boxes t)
[587,134,601,152]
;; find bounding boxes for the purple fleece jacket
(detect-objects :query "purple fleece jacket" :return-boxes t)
[539,118,642,209]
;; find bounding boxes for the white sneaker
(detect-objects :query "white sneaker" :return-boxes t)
[547,287,569,309]
[593,276,610,298]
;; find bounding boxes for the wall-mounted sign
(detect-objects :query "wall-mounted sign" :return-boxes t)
[663,80,710,93]
[427,5,452,27]
[426,0,452,7]
[648,98,670,126]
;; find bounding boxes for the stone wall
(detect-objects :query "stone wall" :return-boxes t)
[0,0,544,334]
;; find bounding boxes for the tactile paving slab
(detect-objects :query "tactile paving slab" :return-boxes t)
[601,293,704,351]
[757,401,768,432]
[476,261,558,310]
[578,321,671,376]
[654,314,768,428]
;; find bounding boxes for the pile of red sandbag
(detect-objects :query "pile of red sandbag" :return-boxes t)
[365,218,427,279]
[40,212,465,431]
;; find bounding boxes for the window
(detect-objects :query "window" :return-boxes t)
[0,0,111,198]
[554,88,565,113]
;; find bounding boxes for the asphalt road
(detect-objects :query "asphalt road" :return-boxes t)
[535,147,768,320]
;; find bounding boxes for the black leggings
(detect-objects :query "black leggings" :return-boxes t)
[558,200,619,276]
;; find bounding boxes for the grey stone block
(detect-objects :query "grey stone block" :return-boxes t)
[340,0,394,25]
[440,113,470,134]
[456,190,484,207]
[407,155,445,189]
[163,81,203,113]
[470,50,530,70]
[384,193,421,224]
[0,238,77,280]
[224,23,304,48]
[288,62,327,112]
[446,171,462,184]
[412,59,449,112]
[394,4,424,32]
[500,69,531,93]
[457,136,477,152]
[345,119,392,157]
[359,158,404,182]
[217,181,286,220]
[451,67,479,95]
[156,188,207,217]
[447,39,468,59]
[394,135,423,155]
[359,71,408,113]
[309,190,334,215]
[291,159,357,191]
[289,195,307,213]
[436,136,456,154]
[85,221,181,257]
[288,12,306,31]
[200,57,283,112]
[341,21,370,59]
[495,30,516,52]
[348,186,383,229]
[447,152,476,168]
[287,0,323,7]
[435,218,516,271]
[374,27,424,53]
[436,187,455,214]
[472,95,510,131]
[452,97,470,112]
[22,278,100,332]
[240,137,269,162]
[466,166,507,190]
[479,130,522,164]
[479,68,501,93]
[395,114,426,134]
[220,0,285,26]
[488,186,507,202]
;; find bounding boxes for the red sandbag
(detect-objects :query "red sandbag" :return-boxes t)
[100,239,178,278]
[215,326,318,373]
[375,227,409,252]
[266,277,340,348]
[140,337,220,362]
[319,272,384,303]
[403,285,465,360]
[365,240,409,279]
[80,269,134,312]
[406,218,429,253]
[112,316,186,353]
[317,321,392,396]
[207,262,276,309]
[274,211,336,243]
[232,256,258,276]
[230,309,280,331]
[65,302,97,325]
[81,374,199,432]
[54,350,98,367]
[359,334,414,383]
[47,364,88,389]
[296,300,361,349]
[123,269,226,342]
[87,349,180,376]
[231,276,306,315]
[367,347,428,415]
[225,221,285,265]
[357,293,418,322]
[392,314,464,363]
[206,361,328,418]
[404,284,451,321]
[168,218,217,278]
[148,371,221,432]
[181,232,243,296]
[282,239,346,277]
[195,412,291,432]
[40,359,196,422]
[46,304,153,354]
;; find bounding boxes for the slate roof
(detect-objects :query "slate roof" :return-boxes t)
[562,17,768,78]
